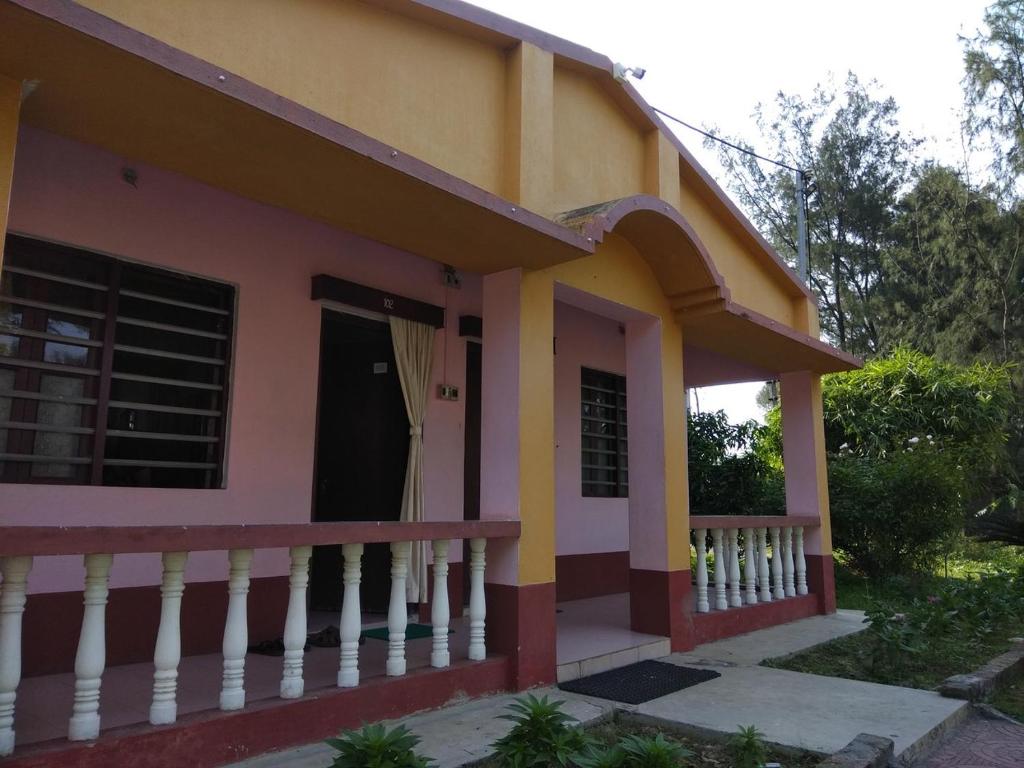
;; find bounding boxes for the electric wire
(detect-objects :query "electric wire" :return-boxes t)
[651,106,804,175]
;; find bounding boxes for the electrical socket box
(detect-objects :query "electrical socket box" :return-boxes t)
[439,384,459,401]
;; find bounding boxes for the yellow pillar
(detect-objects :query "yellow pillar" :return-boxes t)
[503,42,553,215]
[0,76,21,272]
[644,130,681,212]
[480,267,555,687]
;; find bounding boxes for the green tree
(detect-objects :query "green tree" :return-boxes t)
[760,350,1014,574]
[687,410,784,517]
[964,0,1024,186]
[709,73,917,355]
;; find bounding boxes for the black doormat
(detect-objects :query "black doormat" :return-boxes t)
[558,660,720,704]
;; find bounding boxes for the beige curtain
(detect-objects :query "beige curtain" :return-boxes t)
[389,316,435,603]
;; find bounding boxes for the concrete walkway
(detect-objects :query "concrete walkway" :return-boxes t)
[232,610,969,767]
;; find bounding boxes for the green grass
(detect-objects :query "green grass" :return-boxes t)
[768,547,1024,691]
[763,622,1017,689]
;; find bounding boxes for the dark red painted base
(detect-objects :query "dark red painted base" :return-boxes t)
[805,554,836,614]
[23,576,289,677]
[4,657,510,768]
[485,581,556,690]
[689,593,819,645]
[555,552,629,602]
[628,569,691,651]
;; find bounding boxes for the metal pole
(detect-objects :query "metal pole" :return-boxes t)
[795,170,809,285]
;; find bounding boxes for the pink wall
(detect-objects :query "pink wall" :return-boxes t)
[3,128,481,593]
[553,302,629,556]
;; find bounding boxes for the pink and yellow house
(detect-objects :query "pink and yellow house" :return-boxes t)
[0,1,858,765]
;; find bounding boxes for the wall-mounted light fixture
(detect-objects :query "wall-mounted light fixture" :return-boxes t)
[613,63,646,82]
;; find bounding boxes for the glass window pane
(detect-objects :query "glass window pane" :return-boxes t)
[31,375,85,479]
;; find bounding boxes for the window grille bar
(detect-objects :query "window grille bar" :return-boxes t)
[0,421,95,435]
[119,288,231,316]
[0,325,104,347]
[111,371,223,391]
[0,294,106,319]
[2,265,108,291]
[105,429,219,443]
[0,358,100,376]
[113,343,226,366]
[107,400,221,417]
[0,389,99,406]
[102,458,218,469]
[116,316,228,340]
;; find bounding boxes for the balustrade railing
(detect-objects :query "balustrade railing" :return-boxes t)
[690,516,815,615]
[0,520,518,756]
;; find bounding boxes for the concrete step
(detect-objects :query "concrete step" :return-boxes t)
[556,637,671,683]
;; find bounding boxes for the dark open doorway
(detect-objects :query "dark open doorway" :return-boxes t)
[312,310,409,613]
[462,340,481,601]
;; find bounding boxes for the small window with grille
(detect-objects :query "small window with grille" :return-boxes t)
[0,235,234,488]
[580,366,627,498]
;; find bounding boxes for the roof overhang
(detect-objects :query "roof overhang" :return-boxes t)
[681,301,861,376]
[0,0,592,275]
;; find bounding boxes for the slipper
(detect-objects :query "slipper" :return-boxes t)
[307,625,342,647]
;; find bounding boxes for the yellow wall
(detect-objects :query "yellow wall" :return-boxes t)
[74,0,805,333]
[677,182,796,324]
[0,75,19,270]
[552,68,646,213]
[76,0,507,193]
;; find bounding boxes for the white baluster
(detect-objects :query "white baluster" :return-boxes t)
[150,551,188,725]
[727,529,742,608]
[795,527,808,596]
[280,545,311,699]
[782,526,796,597]
[770,527,784,600]
[387,541,411,676]
[431,540,451,668]
[743,528,757,605]
[711,528,727,611]
[694,529,709,613]
[337,543,363,688]
[756,528,771,602]
[468,538,487,661]
[220,548,252,711]
[0,556,32,757]
[69,553,113,742]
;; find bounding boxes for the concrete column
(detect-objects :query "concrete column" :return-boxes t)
[480,268,556,688]
[643,130,681,212]
[503,43,553,216]
[0,75,22,274]
[780,371,835,613]
[624,316,691,649]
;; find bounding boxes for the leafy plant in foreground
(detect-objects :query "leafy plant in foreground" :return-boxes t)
[326,723,433,768]
[728,725,768,768]
[618,732,693,768]
[573,744,626,768]
[492,694,591,768]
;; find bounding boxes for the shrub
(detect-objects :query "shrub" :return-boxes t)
[728,725,768,768]
[828,444,966,576]
[758,349,1015,577]
[617,733,692,768]
[492,694,591,768]
[573,745,626,768]
[688,410,785,516]
[326,723,433,768]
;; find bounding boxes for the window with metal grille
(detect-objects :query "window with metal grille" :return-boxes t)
[581,367,627,498]
[0,235,234,488]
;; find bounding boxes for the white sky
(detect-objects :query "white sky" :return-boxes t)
[467,0,991,423]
